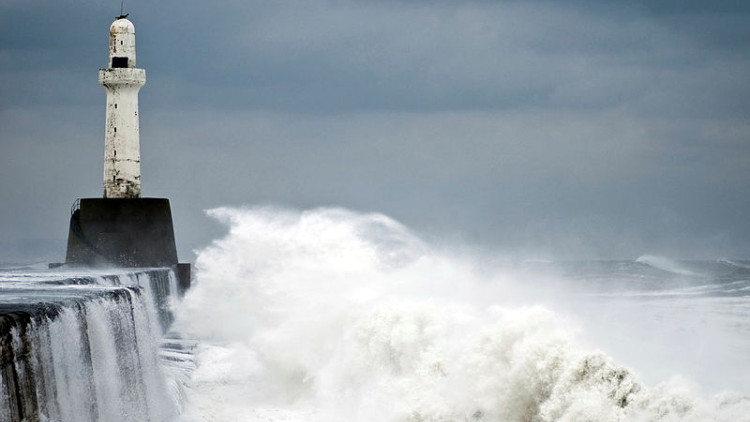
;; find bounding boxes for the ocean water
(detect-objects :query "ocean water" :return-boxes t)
[3,206,748,421]
[172,206,750,422]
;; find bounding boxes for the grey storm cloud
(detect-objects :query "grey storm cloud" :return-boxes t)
[1,0,749,262]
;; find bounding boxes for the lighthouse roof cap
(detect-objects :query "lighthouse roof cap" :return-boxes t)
[110,18,135,34]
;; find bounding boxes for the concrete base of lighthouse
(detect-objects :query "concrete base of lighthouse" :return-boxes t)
[64,198,191,294]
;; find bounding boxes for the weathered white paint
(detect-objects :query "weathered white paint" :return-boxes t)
[100,18,145,198]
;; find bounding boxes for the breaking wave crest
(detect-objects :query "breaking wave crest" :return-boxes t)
[175,206,750,421]
[635,255,700,277]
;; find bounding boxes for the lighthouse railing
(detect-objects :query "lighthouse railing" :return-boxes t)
[71,198,81,216]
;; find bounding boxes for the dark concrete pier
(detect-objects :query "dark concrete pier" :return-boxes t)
[65,198,191,293]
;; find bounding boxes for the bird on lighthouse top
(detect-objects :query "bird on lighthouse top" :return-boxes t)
[110,15,134,32]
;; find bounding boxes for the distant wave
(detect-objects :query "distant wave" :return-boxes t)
[591,279,750,298]
[717,258,750,270]
[635,255,700,277]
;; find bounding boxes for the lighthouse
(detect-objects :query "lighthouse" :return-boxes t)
[100,16,145,198]
[62,16,191,294]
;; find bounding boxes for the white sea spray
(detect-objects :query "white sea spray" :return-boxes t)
[175,206,750,422]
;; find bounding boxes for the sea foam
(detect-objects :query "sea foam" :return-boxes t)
[174,206,750,421]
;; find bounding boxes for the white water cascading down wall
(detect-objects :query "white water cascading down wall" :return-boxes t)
[0,268,190,421]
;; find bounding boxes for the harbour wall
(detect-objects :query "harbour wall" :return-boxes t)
[0,268,182,421]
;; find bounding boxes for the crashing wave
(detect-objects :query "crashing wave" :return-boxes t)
[174,207,750,422]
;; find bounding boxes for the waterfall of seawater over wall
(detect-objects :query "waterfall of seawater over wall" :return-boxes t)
[0,268,188,421]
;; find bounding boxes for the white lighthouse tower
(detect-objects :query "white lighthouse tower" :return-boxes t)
[99,15,145,198]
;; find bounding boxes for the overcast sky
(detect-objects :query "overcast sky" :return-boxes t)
[1,0,749,262]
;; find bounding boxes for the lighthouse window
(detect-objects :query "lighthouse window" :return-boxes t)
[114,127,117,132]
[112,56,128,68]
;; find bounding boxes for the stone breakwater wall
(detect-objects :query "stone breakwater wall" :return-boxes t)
[0,268,180,422]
